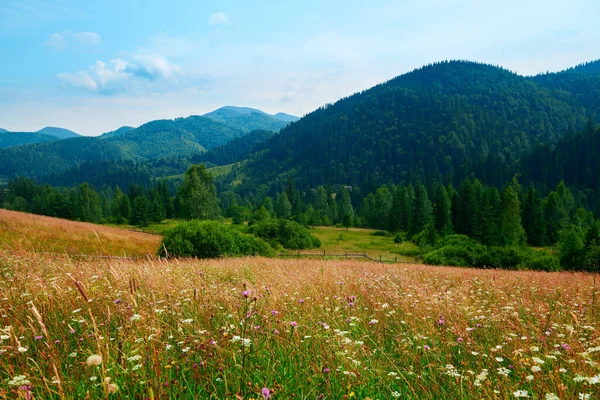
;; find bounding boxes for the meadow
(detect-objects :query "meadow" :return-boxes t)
[0,249,599,399]
[0,209,161,257]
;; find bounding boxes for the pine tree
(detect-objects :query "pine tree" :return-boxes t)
[389,188,403,232]
[338,186,354,229]
[275,192,292,219]
[433,186,452,235]
[522,186,546,246]
[500,186,526,245]
[176,164,220,220]
[409,183,432,237]
[544,191,568,244]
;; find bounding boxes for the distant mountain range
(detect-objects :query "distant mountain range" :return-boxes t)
[0,127,81,149]
[0,106,298,180]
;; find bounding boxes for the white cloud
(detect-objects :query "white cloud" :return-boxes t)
[56,52,207,95]
[72,31,102,45]
[47,31,102,50]
[208,12,230,26]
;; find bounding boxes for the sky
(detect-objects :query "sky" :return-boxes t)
[0,0,599,136]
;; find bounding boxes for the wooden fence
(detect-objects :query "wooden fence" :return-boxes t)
[278,250,413,264]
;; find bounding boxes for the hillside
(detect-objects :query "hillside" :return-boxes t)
[0,208,160,256]
[99,125,136,139]
[519,123,600,195]
[228,60,599,194]
[0,131,57,148]
[203,106,298,132]
[192,129,275,166]
[0,116,244,180]
[37,126,81,139]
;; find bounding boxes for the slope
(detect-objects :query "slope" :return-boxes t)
[0,131,57,149]
[203,106,297,132]
[0,208,160,256]
[0,116,244,180]
[231,60,595,193]
[99,126,136,139]
[37,126,81,139]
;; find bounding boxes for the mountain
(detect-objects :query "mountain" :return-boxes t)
[36,127,80,139]
[99,126,136,139]
[0,116,245,180]
[274,112,300,122]
[562,59,600,76]
[226,60,600,194]
[0,132,57,149]
[192,129,276,166]
[203,106,298,132]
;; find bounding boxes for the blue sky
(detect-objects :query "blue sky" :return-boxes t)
[0,0,599,136]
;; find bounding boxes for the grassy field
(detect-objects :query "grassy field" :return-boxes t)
[0,209,161,257]
[0,251,598,399]
[299,226,422,261]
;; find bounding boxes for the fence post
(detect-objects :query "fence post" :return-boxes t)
[323,249,326,256]
[297,250,300,258]
[345,251,348,259]
[379,255,382,262]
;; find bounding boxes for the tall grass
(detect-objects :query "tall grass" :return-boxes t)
[0,209,161,257]
[0,251,599,398]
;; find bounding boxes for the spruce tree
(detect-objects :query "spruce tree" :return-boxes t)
[409,183,432,237]
[433,186,452,235]
[389,188,403,232]
[275,192,292,219]
[522,186,546,246]
[500,186,526,245]
[176,164,220,220]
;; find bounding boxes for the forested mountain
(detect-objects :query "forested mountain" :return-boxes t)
[563,59,600,75]
[0,137,126,179]
[273,112,300,122]
[227,60,599,196]
[192,129,275,166]
[203,106,297,132]
[0,126,80,148]
[519,122,600,195]
[99,126,136,139]
[0,116,245,180]
[36,127,80,139]
[0,131,57,149]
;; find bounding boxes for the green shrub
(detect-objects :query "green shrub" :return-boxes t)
[159,220,275,259]
[371,230,388,237]
[248,218,321,250]
[525,254,561,272]
[422,237,561,271]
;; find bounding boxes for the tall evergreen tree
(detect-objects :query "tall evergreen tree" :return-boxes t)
[176,164,220,220]
[275,192,292,219]
[522,186,546,246]
[388,188,403,232]
[500,186,526,245]
[433,185,452,235]
[409,183,432,237]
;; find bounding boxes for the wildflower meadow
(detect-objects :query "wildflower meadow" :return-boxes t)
[0,250,599,399]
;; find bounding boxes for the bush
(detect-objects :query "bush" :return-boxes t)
[159,220,275,259]
[248,218,321,250]
[422,237,561,271]
[525,254,561,272]
[371,230,388,237]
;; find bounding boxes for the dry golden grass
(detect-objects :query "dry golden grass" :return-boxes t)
[0,209,161,257]
[0,250,599,399]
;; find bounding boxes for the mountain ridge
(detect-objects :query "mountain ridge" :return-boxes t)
[224,59,600,195]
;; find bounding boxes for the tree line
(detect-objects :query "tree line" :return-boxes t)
[0,164,219,227]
